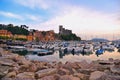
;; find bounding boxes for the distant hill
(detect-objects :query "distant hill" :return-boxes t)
[91,38,109,42]
[112,39,120,43]
[113,39,120,41]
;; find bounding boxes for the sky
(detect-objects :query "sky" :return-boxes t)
[0,0,120,40]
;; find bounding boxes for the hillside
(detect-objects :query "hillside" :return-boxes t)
[0,24,29,35]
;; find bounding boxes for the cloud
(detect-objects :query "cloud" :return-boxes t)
[14,0,56,10]
[29,6,119,35]
[2,0,119,35]
[25,14,42,22]
[3,0,120,40]
[0,11,42,23]
[0,11,23,20]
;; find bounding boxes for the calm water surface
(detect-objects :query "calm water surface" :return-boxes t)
[26,48,120,63]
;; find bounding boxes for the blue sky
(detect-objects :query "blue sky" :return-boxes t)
[0,0,119,39]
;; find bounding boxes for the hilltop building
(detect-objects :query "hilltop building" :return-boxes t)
[59,25,72,35]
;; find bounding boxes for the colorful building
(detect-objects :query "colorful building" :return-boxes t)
[27,33,34,41]
[0,29,55,41]
[0,30,13,38]
[33,30,55,41]
[14,34,26,39]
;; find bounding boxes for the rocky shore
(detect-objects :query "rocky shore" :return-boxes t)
[0,48,120,80]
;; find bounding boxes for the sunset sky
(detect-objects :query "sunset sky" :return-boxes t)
[0,0,120,40]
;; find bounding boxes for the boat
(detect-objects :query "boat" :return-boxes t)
[28,48,53,56]
[37,50,53,56]
[96,48,104,56]
[7,46,26,51]
[102,45,115,51]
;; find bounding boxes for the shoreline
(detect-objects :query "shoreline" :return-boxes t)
[0,47,120,80]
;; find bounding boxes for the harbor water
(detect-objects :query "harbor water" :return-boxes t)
[26,48,120,63]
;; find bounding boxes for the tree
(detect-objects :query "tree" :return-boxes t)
[60,34,81,41]
[0,24,29,35]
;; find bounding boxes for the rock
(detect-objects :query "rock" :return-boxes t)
[60,75,80,80]
[61,62,82,74]
[87,62,102,72]
[50,61,58,68]
[18,64,29,73]
[38,74,61,80]
[98,60,114,65]
[78,60,90,69]
[0,58,16,66]
[35,68,57,78]
[0,52,2,56]
[104,70,111,75]
[18,63,37,73]
[103,75,120,80]
[71,68,77,73]
[73,73,86,80]
[110,66,120,74]
[90,60,113,71]
[64,62,81,69]
[38,75,55,80]
[15,78,36,80]
[89,71,107,80]
[11,66,20,74]
[114,59,120,65]
[110,76,120,80]
[78,69,96,75]
[57,68,70,75]
[17,57,31,66]
[1,77,13,80]
[5,71,16,78]
[33,61,49,70]
[0,48,4,56]
[109,58,114,62]
[29,63,37,72]
[56,62,63,68]
[53,74,61,80]
[16,72,35,79]
[2,53,19,60]
[45,63,53,68]
[0,65,12,78]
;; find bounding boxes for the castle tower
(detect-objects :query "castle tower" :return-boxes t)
[59,25,63,34]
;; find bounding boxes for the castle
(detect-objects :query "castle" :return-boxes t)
[59,25,72,35]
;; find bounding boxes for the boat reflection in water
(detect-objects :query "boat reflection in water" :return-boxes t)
[59,49,94,59]
[25,48,120,63]
[58,47,118,59]
[28,48,54,56]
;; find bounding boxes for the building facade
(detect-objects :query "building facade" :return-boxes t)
[0,30,13,38]
[33,30,55,41]
[0,29,55,41]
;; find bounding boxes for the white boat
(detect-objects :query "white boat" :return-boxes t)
[27,48,53,56]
